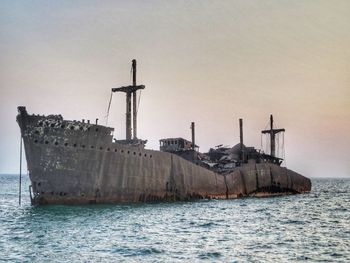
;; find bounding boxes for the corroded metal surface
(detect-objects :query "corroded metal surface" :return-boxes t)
[17,107,311,205]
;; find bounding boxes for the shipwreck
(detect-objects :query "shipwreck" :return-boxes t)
[17,60,311,205]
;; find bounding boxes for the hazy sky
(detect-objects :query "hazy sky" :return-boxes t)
[1,0,349,177]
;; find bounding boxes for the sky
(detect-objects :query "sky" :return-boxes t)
[1,0,349,177]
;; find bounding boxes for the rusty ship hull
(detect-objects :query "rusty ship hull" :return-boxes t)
[17,107,311,205]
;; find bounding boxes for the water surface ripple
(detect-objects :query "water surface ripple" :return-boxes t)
[0,175,349,262]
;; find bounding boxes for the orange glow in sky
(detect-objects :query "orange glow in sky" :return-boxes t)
[1,1,349,177]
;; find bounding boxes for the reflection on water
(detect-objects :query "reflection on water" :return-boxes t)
[0,175,349,262]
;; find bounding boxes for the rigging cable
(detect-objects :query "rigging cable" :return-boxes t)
[130,64,133,82]
[282,132,286,167]
[277,133,280,158]
[105,91,113,125]
[266,134,269,155]
[19,135,22,205]
[263,119,270,154]
[137,89,142,114]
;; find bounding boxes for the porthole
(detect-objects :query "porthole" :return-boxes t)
[45,141,49,144]
[54,141,58,146]
[127,151,130,154]
[99,147,103,150]
[144,154,147,157]
[91,146,94,149]
[139,153,142,156]
[114,149,117,152]
[73,143,77,147]
[150,155,153,158]
[82,145,85,148]
[107,148,110,151]
[121,150,124,153]
[95,128,99,132]
[34,139,38,143]
[64,142,68,146]
[133,152,136,155]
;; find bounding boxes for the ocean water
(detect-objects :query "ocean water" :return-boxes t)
[0,175,349,262]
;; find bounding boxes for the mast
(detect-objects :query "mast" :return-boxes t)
[132,59,137,139]
[126,92,132,140]
[191,122,195,150]
[112,60,145,141]
[261,114,285,157]
[239,118,245,162]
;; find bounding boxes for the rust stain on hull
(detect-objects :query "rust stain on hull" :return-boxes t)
[17,60,312,205]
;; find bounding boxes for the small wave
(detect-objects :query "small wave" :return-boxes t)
[198,251,222,259]
[330,252,343,258]
[297,255,311,260]
[112,246,164,256]
[282,219,305,225]
[198,222,216,228]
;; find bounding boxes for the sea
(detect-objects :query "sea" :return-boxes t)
[0,174,349,262]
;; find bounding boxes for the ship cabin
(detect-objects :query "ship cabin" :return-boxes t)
[159,138,199,152]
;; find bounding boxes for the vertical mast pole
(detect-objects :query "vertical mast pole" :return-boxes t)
[19,136,22,205]
[126,93,132,140]
[270,114,275,157]
[239,118,244,162]
[112,60,145,141]
[132,59,137,140]
[191,122,195,150]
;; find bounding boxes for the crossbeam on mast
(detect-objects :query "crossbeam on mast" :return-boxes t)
[111,59,145,141]
[261,114,285,157]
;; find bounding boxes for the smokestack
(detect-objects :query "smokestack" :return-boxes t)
[191,122,195,150]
